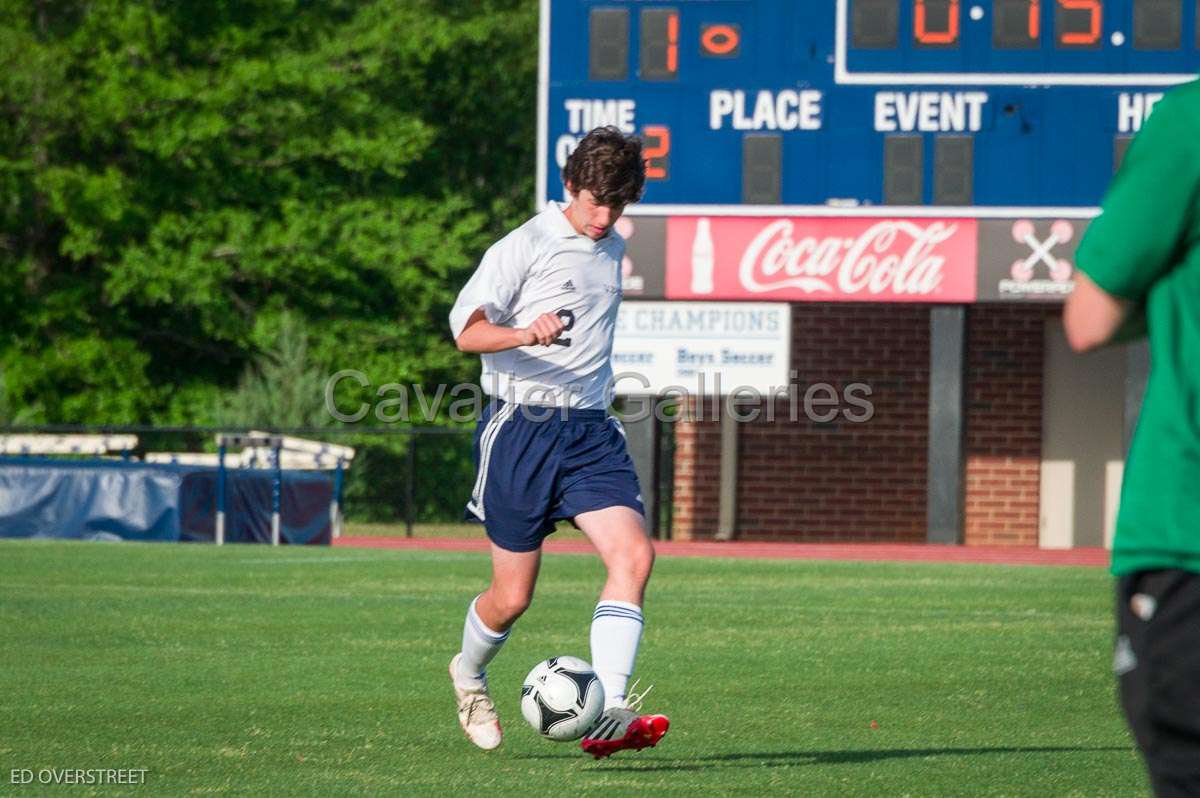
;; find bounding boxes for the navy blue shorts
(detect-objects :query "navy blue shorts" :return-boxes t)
[464,400,644,553]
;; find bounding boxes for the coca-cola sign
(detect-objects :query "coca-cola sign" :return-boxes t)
[665,216,978,302]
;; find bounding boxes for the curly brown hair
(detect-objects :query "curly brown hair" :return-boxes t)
[561,126,646,207]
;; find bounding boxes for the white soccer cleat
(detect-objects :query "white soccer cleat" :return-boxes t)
[449,654,502,750]
[580,681,669,759]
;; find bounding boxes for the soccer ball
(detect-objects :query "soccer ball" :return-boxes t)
[520,656,605,741]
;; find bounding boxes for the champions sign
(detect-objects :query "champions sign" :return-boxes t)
[611,301,791,396]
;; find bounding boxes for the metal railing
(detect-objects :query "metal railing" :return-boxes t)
[0,424,474,539]
[0,418,677,540]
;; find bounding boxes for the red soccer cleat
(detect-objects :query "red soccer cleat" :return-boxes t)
[580,710,670,759]
[580,683,669,759]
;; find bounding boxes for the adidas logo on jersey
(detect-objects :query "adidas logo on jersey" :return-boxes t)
[561,280,576,292]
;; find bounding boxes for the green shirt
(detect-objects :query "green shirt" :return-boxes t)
[1077,80,1200,576]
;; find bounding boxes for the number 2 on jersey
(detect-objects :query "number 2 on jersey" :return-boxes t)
[552,309,576,347]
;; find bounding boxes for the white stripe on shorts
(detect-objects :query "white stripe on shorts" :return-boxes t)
[608,416,626,438]
[468,402,518,521]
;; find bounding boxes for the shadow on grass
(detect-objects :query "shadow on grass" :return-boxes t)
[516,745,1135,772]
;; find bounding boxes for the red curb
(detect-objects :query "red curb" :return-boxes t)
[334,536,1110,568]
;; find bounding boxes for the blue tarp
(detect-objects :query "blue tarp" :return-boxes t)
[0,457,333,544]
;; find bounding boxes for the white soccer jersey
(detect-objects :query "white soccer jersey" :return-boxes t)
[448,202,626,409]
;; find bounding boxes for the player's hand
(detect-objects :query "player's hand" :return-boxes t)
[520,312,566,346]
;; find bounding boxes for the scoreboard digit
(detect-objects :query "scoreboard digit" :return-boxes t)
[994,0,1041,48]
[642,125,671,180]
[854,0,901,47]
[914,0,961,47]
[589,9,629,81]
[1056,0,1103,48]
[640,8,680,80]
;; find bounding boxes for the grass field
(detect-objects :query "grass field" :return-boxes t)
[0,539,1147,797]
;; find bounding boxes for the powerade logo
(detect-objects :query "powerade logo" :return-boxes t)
[998,220,1076,297]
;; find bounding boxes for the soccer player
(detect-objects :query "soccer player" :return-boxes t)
[445,126,669,759]
[1064,80,1200,797]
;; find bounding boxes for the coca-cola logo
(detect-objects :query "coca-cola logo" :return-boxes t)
[737,220,957,296]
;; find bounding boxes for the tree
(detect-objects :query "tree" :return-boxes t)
[214,311,329,429]
[0,0,538,425]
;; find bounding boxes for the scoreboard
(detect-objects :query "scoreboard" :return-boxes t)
[538,0,1198,216]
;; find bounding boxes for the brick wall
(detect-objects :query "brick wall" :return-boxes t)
[963,306,1049,546]
[670,397,722,539]
[672,304,931,542]
[670,303,1050,546]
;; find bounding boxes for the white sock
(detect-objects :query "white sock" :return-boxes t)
[455,596,509,688]
[590,600,644,709]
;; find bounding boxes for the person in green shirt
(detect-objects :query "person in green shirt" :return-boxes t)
[1065,79,1200,798]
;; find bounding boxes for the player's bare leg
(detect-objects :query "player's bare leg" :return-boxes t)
[578,505,655,607]
[475,543,541,632]
[575,506,669,758]
[450,544,541,750]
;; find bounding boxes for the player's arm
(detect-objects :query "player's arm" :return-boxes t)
[1063,273,1146,353]
[455,308,566,352]
[449,231,558,351]
[1065,89,1198,352]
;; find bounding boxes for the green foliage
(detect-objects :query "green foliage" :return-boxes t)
[214,311,330,428]
[0,0,537,425]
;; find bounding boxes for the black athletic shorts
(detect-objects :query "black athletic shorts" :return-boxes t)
[1115,569,1200,797]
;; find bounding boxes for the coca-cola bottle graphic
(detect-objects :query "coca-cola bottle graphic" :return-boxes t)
[690,218,715,294]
